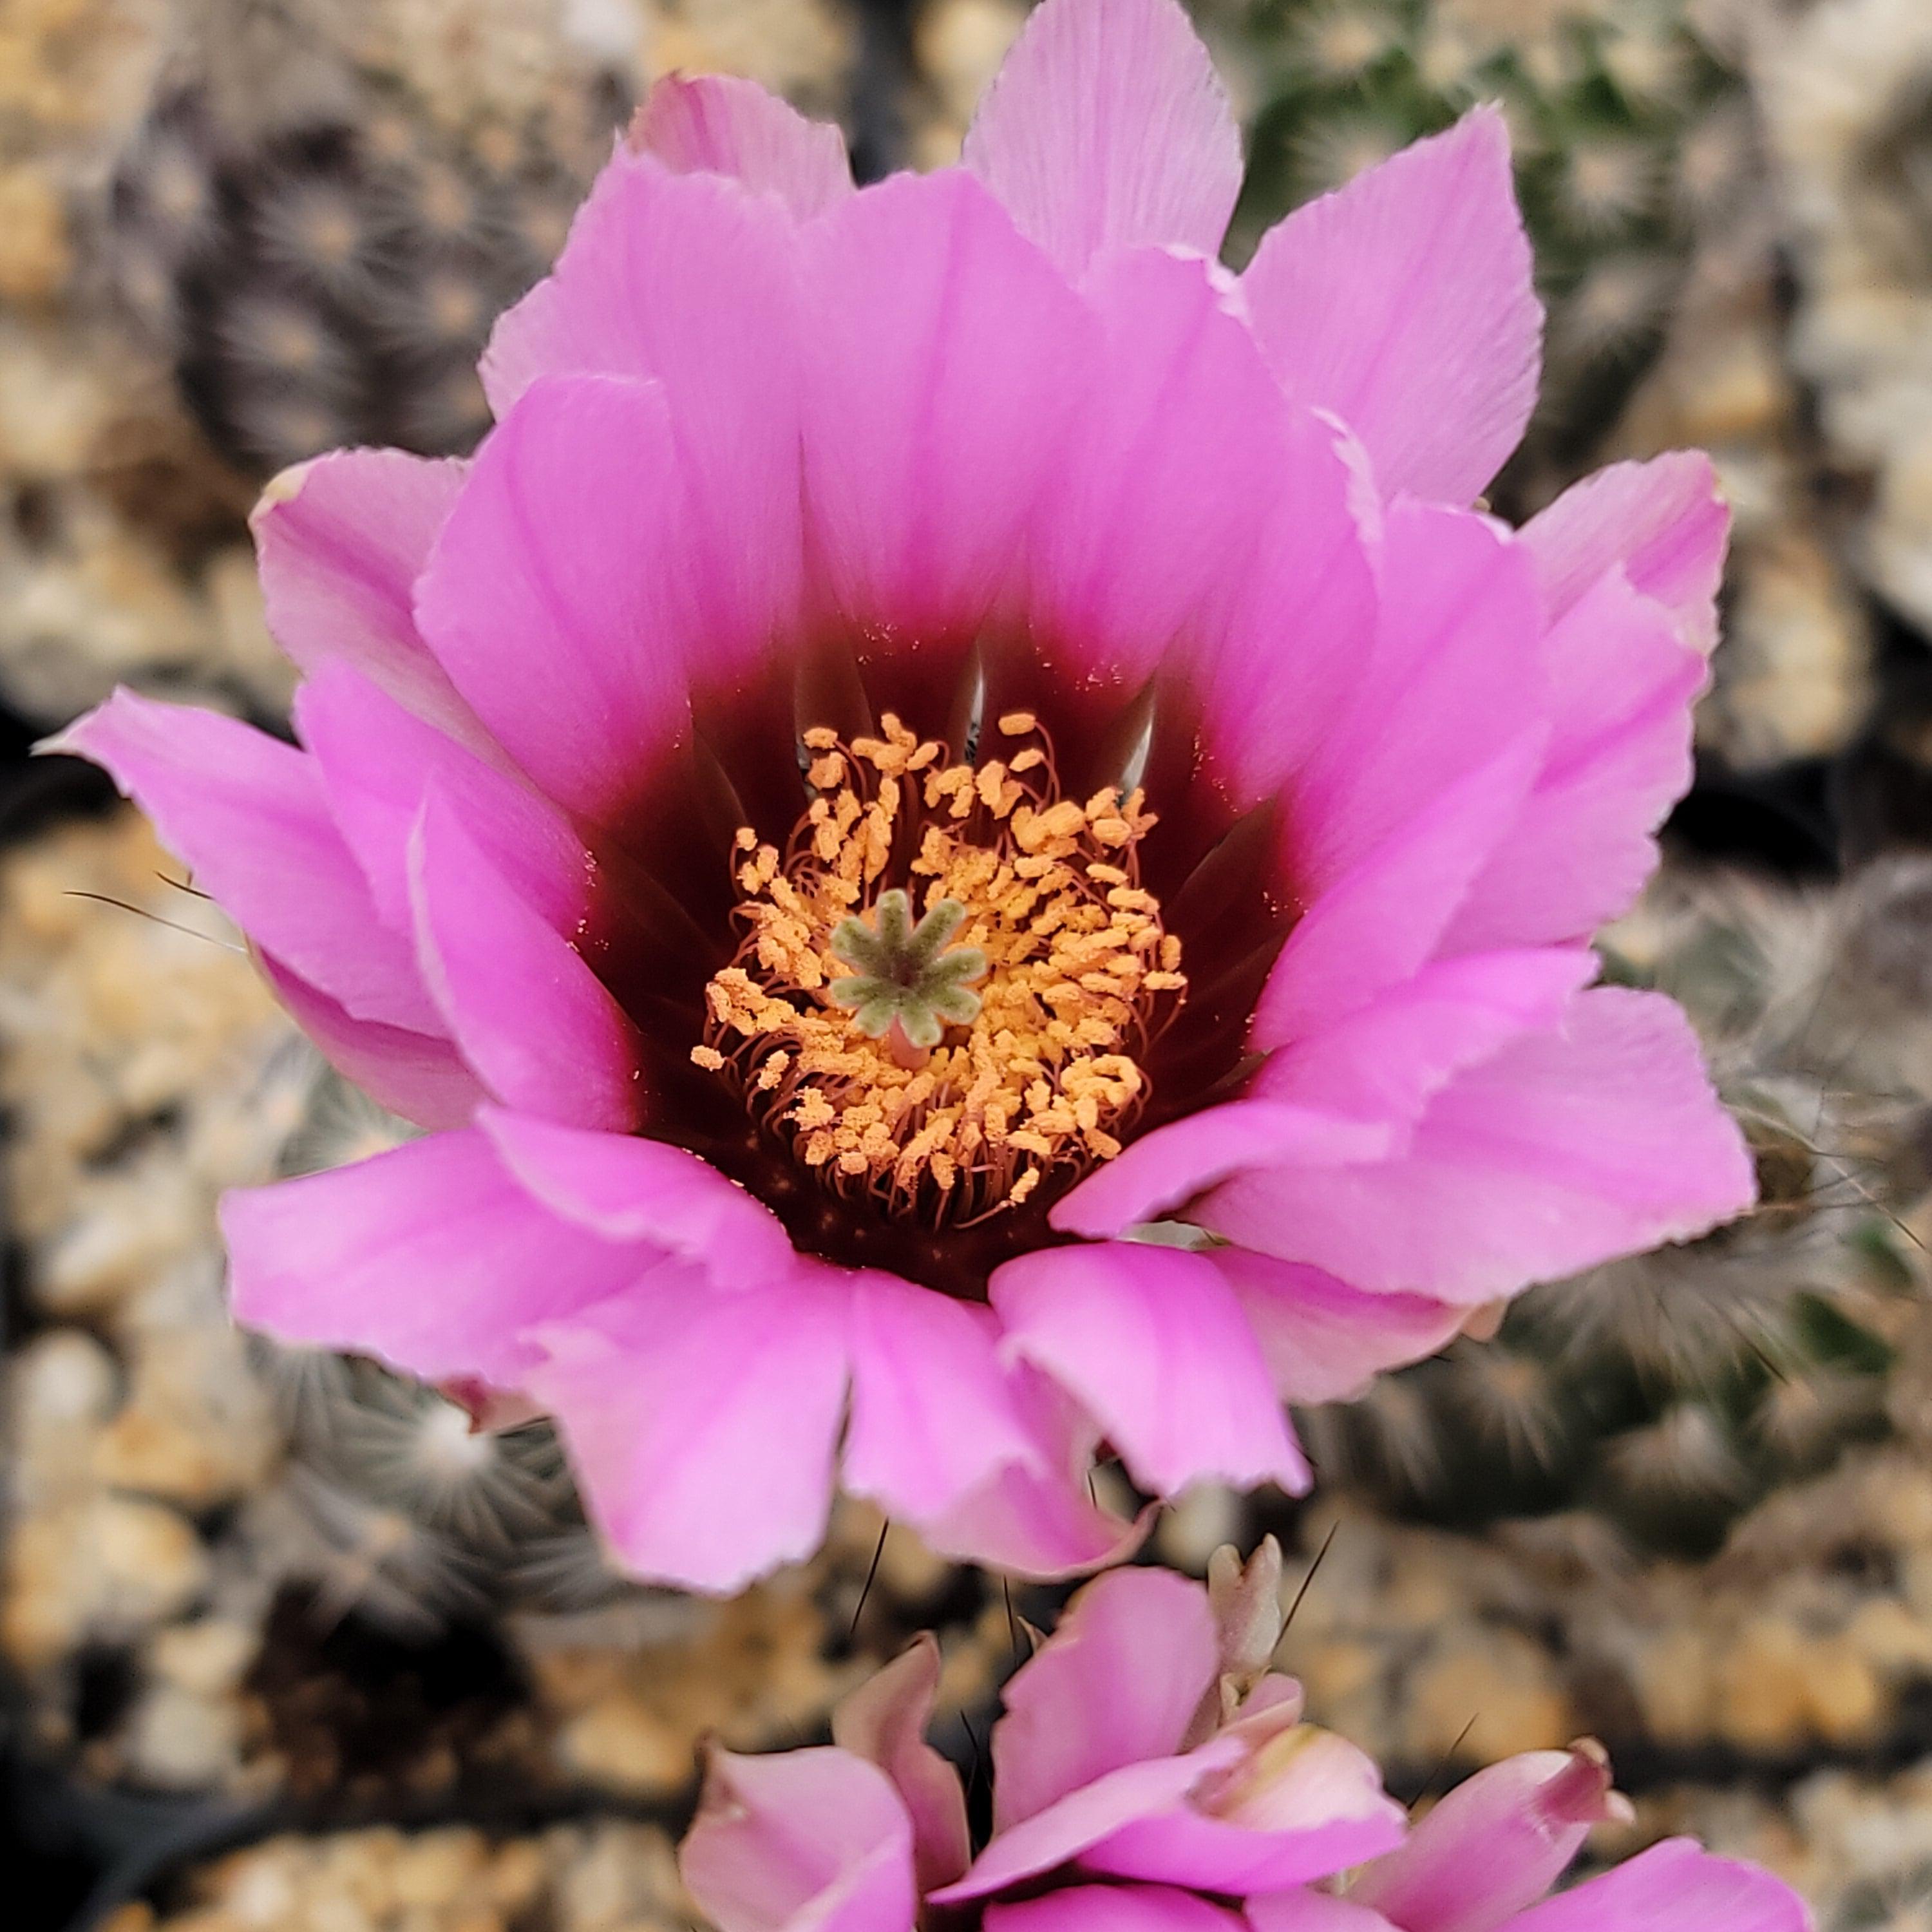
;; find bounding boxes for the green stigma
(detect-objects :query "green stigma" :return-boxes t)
[828,889,989,1050]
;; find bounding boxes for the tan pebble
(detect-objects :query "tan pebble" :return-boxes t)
[1716,1618,1812,1752]
[1847,1596,1932,1674]
[150,1618,256,1696]
[1410,1629,1571,1761]
[392,1828,489,1909]
[484,1840,549,1913]
[1632,1626,1716,1745]
[0,166,70,303]
[124,1681,243,1789]
[557,1702,696,1797]
[1801,1633,1886,1745]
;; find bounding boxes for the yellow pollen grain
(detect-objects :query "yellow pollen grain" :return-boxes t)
[694,710,1184,1227]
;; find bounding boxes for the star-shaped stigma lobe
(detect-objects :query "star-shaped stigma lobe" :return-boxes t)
[828,889,989,1052]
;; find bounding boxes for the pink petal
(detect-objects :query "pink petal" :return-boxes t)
[1205,988,1754,1303]
[50,690,439,1033]
[797,169,1095,637]
[1504,1841,1811,1932]
[1445,571,1704,954]
[1257,949,1596,1128]
[962,0,1242,280]
[525,1266,849,1593]
[991,1566,1219,1832]
[1522,453,1728,650]
[261,955,484,1133]
[480,165,806,679]
[1247,1893,1397,1932]
[1249,730,1547,1051]
[844,1273,1046,1521]
[413,375,696,821]
[992,1242,1310,1497]
[914,1363,1151,1580]
[1352,1746,1629,1932]
[1207,1251,1464,1405]
[1241,109,1540,504]
[680,1745,916,1932]
[1051,1104,1390,1240]
[1083,1728,1405,1893]
[932,1748,1244,1905]
[294,660,589,937]
[408,788,643,1132]
[220,1128,661,1389]
[832,1636,971,1893]
[473,1106,794,1287]
[1289,502,1549,889]
[1195,411,1379,809]
[1021,238,1286,690]
[629,73,852,218]
[251,449,480,744]
[989,1887,1248,1932]
[915,1437,1152,1582]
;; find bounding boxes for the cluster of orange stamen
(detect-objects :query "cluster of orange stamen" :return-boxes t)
[692,711,1186,1225]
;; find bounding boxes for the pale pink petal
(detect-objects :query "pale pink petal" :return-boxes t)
[220,1128,661,1389]
[1051,1104,1390,1240]
[473,1107,794,1287]
[1289,502,1549,889]
[932,1748,1244,1904]
[1022,247,1290,690]
[797,169,1095,636]
[963,0,1242,280]
[480,167,804,677]
[991,1242,1310,1497]
[1248,730,1547,1051]
[413,375,696,821]
[1522,453,1728,650]
[831,1636,971,1893]
[408,789,643,1132]
[1207,1251,1465,1405]
[261,956,484,1133]
[629,74,852,218]
[1241,109,1540,504]
[1444,571,1705,954]
[1256,949,1595,1127]
[294,661,589,936]
[1247,1893,1397,1932]
[1504,1840,1811,1932]
[844,1273,1046,1520]
[1083,1728,1405,1892]
[1353,1746,1629,1932]
[991,1566,1219,1832]
[1204,989,1755,1303]
[526,1265,849,1593]
[251,449,480,743]
[680,1745,916,1932]
[50,690,439,1033]
[989,1886,1247,1932]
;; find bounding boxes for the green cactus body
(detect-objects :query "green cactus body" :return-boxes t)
[1208,0,1747,488]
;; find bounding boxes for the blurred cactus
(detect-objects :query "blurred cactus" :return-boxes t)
[258,1061,632,1631]
[1299,858,1932,1559]
[108,0,633,476]
[1208,0,1754,478]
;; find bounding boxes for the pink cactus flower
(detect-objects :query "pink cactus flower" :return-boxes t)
[677,1555,1810,1932]
[55,0,1754,1591]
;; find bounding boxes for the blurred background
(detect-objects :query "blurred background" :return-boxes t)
[7,0,1932,1926]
